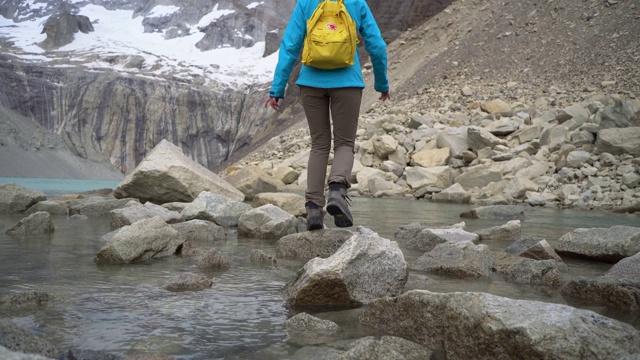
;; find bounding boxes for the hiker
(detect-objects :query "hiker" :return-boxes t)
[265,0,390,231]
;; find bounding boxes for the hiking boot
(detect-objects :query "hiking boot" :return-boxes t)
[305,202,324,231]
[326,183,353,227]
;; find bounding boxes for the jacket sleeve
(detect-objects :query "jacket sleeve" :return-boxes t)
[269,1,306,98]
[358,2,389,93]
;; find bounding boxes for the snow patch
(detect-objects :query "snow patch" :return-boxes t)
[197,4,235,28]
[147,5,180,18]
[247,2,265,9]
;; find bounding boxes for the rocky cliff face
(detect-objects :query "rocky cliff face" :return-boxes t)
[0,55,276,174]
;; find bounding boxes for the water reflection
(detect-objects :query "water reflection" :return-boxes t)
[0,198,638,358]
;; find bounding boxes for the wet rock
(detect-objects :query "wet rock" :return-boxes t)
[410,242,493,278]
[503,235,542,255]
[290,346,344,360]
[197,249,231,271]
[110,202,183,228]
[181,191,251,227]
[562,251,640,312]
[25,201,67,216]
[162,272,213,292]
[555,225,640,262]
[249,249,277,266]
[0,344,53,359]
[518,239,567,270]
[69,198,140,217]
[252,192,305,217]
[282,227,408,308]
[94,217,186,265]
[360,290,640,360]
[407,227,479,252]
[238,204,297,239]
[170,219,228,243]
[5,212,54,235]
[475,220,521,242]
[276,229,354,259]
[115,139,244,203]
[460,205,526,219]
[341,336,432,360]
[0,292,53,315]
[0,183,46,213]
[0,320,58,358]
[285,313,341,346]
[60,349,122,360]
[492,252,565,286]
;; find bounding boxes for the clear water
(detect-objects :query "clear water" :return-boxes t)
[0,178,122,198]
[0,182,639,359]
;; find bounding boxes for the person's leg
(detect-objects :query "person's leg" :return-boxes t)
[300,85,331,211]
[325,87,362,227]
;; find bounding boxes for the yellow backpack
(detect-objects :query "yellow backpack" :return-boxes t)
[301,0,359,70]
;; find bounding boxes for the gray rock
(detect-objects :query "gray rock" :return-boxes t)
[492,252,565,286]
[282,227,408,308]
[0,320,58,358]
[595,127,640,157]
[276,229,354,259]
[25,201,67,216]
[460,205,526,219]
[339,336,432,360]
[596,99,640,129]
[94,217,186,265]
[249,249,277,267]
[290,346,344,360]
[252,192,306,217]
[405,166,455,190]
[431,183,471,204]
[69,198,140,217]
[557,103,591,126]
[5,212,54,235]
[436,127,468,157]
[410,242,493,278]
[223,166,282,201]
[475,220,521,243]
[197,248,231,271]
[109,201,182,228]
[39,11,94,50]
[0,292,53,315]
[485,117,519,136]
[566,150,591,168]
[162,272,213,292]
[0,183,46,213]
[394,222,424,240]
[360,290,640,359]
[467,127,507,151]
[238,204,297,239]
[518,239,566,268]
[407,228,479,252]
[539,124,569,151]
[181,191,252,227]
[170,219,228,243]
[562,251,640,312]
[0,345,53,360]
[556,225,640,262]
[263,30,281,57]
[58,349,121,360]
[115,140,244,203]
[285,313,341,346]
[454,164,502,190]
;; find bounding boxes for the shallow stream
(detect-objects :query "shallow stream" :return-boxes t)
[1,194,639,359]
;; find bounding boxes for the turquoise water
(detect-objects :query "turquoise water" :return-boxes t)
[0,177,122,197]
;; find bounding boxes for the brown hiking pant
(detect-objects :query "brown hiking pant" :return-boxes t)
[299,85,363,208]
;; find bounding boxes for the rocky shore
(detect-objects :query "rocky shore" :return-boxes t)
[1,139,639,359]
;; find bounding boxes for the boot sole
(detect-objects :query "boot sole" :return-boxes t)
[326,203,353,227]
[307,222,324,231]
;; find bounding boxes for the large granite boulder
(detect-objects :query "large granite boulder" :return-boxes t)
[596,99,640,129]
[69,198,140,216]
[555,225,640,262]
[595,127,640,157]
[460,205,526,219]
[405,166,455,190]
[276,229,355,259]
[406,227,479,252]
[360,290,640,360]
[5,212,54,235]
[94,217,186,265]
[0,183,46,213]
[454,164,502,190]
[340,336,433,360]
[197,248,231,271]
[282,227,408,308]
[181,191,251,227]
[114,140,244,203]
[162,272,213,292]
[25,201,68,216]
[238,204,297,239]
[0,345,53,360]
[0,292,53,315]
[491,252,565,286]
[474,220,521,243]
[562,251,640,312]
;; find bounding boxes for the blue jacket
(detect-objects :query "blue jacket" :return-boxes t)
[269,0,389,98]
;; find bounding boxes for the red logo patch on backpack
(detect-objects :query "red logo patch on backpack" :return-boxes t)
[326,23,337,31]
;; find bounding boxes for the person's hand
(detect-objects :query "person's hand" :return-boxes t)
[265,97,281,110]
[379,92,391,101]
